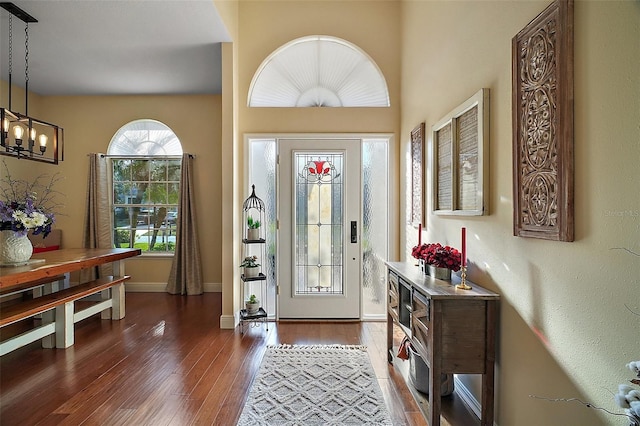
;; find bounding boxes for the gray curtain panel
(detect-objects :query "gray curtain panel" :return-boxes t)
[81,153,114,281]
[166,153,203,295]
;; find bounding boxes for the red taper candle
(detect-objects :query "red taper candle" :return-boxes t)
[461,227,466,267]
[418,223,422,246]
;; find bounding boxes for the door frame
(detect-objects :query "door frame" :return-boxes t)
[243,133,398,321]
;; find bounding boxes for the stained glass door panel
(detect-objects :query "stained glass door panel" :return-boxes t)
[278,140,361,319]
[295,153,344,295]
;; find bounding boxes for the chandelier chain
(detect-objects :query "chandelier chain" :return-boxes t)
[24,22,30,116]
[8,15,12,74]
[24,23,29,86]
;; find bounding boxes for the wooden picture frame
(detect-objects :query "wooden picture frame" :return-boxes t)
[512,0,574,241]
[410,122,425,226]
[432,88,489,216]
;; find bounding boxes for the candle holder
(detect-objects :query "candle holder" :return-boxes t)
[456,265,472,290]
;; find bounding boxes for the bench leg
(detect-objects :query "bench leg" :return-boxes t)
[101,289,112,320]
[111,283,125,320]
[55,301,74,348]
[41,280,61,348]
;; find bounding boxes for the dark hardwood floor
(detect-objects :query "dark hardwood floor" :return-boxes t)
[0,293,479,425]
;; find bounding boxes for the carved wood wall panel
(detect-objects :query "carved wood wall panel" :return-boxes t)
[512,0,574,241]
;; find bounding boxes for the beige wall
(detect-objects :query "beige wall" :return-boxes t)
[400,0,639,424]
[231,0,402,320]
[238,0,401,135]
[0,79,45,119]
[1,92,223,290]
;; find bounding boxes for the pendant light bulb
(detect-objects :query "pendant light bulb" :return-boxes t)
[13,124,24,140]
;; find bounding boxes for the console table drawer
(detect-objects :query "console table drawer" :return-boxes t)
[388,272,399,321]
[388,292,399,323]
[411,289,431,361]
[389,279,398,305]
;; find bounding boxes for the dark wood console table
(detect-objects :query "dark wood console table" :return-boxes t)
[386,261,499,426]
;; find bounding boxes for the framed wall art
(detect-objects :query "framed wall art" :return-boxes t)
[410,122,425,226]
[432,88,489,216]
[512,0,574,241]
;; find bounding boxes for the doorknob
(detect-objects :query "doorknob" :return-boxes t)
[351,221,357,243]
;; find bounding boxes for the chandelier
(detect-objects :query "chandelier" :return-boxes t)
[0,2,64,164]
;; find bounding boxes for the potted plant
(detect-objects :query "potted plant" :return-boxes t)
[0,163,60,264]
[245,294,260,314]
[411,242,461,280]
[247,215,261,240]
[240,255,260,278]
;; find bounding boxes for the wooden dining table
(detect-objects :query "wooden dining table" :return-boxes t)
[0,248,141,354]
[0,248,141,289]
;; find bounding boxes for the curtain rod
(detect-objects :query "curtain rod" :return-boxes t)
[89,154,195,159]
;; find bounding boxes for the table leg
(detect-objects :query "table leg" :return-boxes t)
[481,300,497,425]
[41,279,62,348]
[387,312,394,364]
[429,362,442,426]
[111,282,125,320]
[102,259,126,320]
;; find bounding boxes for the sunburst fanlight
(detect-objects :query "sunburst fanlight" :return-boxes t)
[248,35,390,108]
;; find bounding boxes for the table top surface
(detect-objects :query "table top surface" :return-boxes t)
[386,261,500,300]
[0,248,141,289]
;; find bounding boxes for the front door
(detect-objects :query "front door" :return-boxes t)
[278,139,361,319]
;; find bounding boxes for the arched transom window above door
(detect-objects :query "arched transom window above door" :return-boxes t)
[248,35,390,107]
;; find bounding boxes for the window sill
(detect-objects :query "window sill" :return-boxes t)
[137,252,175,259]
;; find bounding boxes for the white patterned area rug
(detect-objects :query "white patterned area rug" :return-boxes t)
[237,344,393,426]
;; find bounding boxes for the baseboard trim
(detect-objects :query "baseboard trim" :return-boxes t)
[220,314,237,330]
[454,376,482,420]
[125,282,222,293]
[362,314,387,321]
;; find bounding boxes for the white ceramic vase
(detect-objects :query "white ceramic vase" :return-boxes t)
[0,230,34,264]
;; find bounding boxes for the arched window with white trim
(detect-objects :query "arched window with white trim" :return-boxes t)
[108,119,183,254]
[248,35,390,107]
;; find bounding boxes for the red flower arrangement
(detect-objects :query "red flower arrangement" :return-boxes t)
[411,243,462,272]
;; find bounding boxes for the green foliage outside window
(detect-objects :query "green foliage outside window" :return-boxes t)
[112,158,181,254]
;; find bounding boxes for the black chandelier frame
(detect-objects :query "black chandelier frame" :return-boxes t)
[0,2,64,164]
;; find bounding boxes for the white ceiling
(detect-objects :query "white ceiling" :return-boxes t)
[0,0,231,96]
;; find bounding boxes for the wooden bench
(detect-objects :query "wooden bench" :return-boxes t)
[0,274,68,298]
[0,275,130,356]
